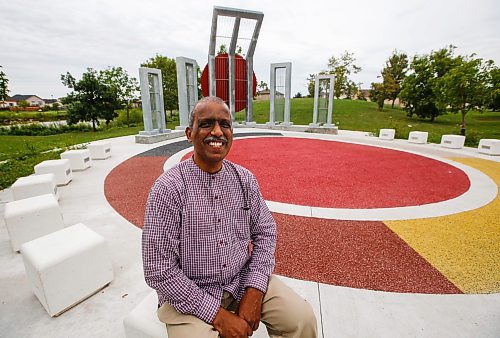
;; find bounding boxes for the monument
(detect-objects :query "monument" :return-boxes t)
[267,62,292,127]
[201,6,264,125]
[175,57,199,130]
[309,74,337,131]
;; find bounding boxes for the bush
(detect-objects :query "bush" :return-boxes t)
[0,110,67,124]
[0,123,93,136]
[112,108,143,126]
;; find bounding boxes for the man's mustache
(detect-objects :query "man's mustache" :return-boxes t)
[204,136,228,143]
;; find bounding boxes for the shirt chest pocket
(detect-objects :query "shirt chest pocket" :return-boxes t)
[228,209,251,240]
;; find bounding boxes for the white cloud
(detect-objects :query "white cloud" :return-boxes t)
[1,0,498,98]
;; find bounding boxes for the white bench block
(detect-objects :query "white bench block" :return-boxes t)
[408,131,428,144]
[11,173,58,200]
[440,135,465,149]
[4,194,64,252]
[34,159,72,186]
[379,129,395,140]
[124,291,167,338]
[20,223,114,317]
[60,149,92,171]
[478,139,500,155]
[87,141,112,160]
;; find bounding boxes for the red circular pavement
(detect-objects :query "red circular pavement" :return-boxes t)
[104,136,470,294]
[183,137,470,208]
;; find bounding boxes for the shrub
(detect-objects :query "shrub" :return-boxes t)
[0,123,93,136]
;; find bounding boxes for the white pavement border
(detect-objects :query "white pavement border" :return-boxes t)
[0,130,499,338]
[163,131,498,221]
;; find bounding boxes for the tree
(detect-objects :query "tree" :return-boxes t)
[141,54,178,114]
[327,51,362,99]
[294,92,303,98]
[0,65,9,102]
[217,44,243,55]
[18,100,30,108]
[487,67,500,111]
[61,68,120,131]
[437,55,494,134]
[99,67,139,127]
[400,46,460,121]
[306,74,317,97]
[257,81,269,92]
[381,51,408,108]
[369,82,385,110]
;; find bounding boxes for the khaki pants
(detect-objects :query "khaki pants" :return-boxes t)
[157,275,318,338]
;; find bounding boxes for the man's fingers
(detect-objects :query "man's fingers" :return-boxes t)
[246,324,254,336]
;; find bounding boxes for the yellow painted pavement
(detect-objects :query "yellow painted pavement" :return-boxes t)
[386,158,500,294]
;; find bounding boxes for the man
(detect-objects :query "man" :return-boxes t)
[142,96,317,338]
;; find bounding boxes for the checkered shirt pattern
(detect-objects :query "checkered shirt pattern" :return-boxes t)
[142,158,276,324]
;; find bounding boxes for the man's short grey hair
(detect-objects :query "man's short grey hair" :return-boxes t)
[188,96,230,128]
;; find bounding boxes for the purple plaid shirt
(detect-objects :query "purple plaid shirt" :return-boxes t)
[142,158,276,324]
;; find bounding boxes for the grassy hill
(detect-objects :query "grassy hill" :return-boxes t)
[236,98,500,146]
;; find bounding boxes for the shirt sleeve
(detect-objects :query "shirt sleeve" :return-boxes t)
[142,175,220,324]
[241,173,277,293]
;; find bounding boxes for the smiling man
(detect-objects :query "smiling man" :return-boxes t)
[142,96,317,338]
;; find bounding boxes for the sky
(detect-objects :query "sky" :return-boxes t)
[1,0,499,99]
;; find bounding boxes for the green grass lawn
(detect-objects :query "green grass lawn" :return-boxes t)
[236,98,500,145]
[0,126,145,190]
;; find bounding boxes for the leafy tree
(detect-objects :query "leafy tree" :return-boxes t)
[61,68,120,131]
[369,82,385,110]
[141,54,178,114]
[400,46,460,121]
[99,67,139,127]
[294,92,303,98]
[18,100,30,108]
[327,51,362,99]
[306,74,317,97]
[487,67,500,111]
[257,81,269,92]
[217,44,243,55]
[381,50,408,108]
[436,55,494,134]
[0,65,9,101]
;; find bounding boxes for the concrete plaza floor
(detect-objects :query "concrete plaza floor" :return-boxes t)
[0,128,499,337]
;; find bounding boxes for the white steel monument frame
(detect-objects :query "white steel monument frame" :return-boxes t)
[176,57,199,130]
[138,67,168,135]
[310,74,335,127]
[268,62,292,126]
[208,6,264,123]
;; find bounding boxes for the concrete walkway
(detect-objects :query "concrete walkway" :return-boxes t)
[0,128,499,337]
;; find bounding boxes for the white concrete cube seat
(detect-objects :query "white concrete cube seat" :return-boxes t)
[87,141,112,160]
[123,290,167,338]
[60,149,92,171]
[11,173,58,200]
[34,159,72,186]
[408,131,428,144]
[379,129,395,140]
[478,139,500,155]
[20,223,114,317]
[4,194,64,252]
[440,135,466,149]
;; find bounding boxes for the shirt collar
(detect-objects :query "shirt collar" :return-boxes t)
[186,157,227,182]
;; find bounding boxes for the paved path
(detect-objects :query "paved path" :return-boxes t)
[0,128,499,337]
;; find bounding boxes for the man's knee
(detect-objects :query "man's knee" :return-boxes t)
[288,299,317,329]
[300,301,318,331]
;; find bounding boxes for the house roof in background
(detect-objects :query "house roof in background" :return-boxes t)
[10,94,43,101]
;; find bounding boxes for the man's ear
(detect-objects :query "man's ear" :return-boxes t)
[185,127,192,143]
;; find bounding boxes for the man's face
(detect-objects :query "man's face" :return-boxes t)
[186,101,233,173]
